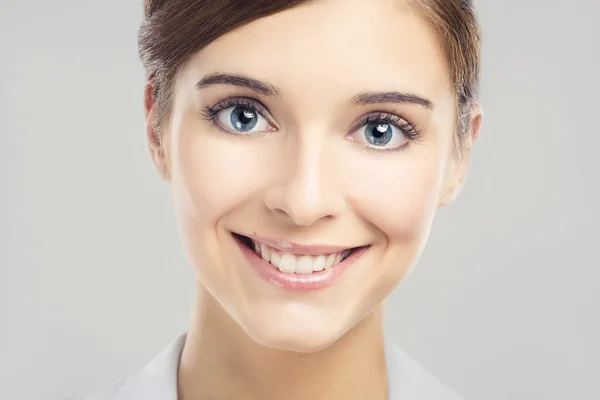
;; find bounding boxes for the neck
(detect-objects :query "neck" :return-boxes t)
[178,286,388,400]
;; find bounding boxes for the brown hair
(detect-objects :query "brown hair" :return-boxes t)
[138,0,481,153]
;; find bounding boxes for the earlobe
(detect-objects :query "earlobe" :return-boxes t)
[144,82,170,181]
[146,127,170,181]
[438,186,455,207]
[469,105,483,145]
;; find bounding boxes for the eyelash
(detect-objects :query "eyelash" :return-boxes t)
[359,113,422,145]
[201,97,270,125]
[201,97,423,149]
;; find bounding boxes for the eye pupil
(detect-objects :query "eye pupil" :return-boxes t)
[365,122,393,146]
[241,110,254,122]
[374,124,387,138]
[231,106,258,131]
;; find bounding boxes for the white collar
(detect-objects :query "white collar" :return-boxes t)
[113,335,184,400]
[106,333,463,400]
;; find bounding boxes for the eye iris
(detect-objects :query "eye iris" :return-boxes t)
[365,123,393,146]
[230,106,258,131]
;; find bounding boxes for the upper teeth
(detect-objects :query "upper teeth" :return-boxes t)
[253,241,351,274]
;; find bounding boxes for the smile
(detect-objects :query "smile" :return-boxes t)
[233,233,369,291]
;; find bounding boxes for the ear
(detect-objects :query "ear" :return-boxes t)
[144,81,170,181]
[438,104,483,207]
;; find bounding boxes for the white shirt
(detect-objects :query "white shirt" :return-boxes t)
[85,334,464,400]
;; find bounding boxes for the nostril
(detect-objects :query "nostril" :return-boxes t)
[273,208,289,218]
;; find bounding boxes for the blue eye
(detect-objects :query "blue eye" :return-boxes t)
[229,107,258,131]
[203,98,274,135]
[349,113,421,151]
[217,105,271,133]
[364,123,395,146]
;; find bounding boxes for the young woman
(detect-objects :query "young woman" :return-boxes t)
[87,0,483,398]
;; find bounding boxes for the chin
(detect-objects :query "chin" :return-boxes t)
[239,305,349,354]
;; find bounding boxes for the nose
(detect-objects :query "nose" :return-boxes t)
[263,134,344,227]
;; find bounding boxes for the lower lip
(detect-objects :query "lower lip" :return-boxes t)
[234,235,368,291]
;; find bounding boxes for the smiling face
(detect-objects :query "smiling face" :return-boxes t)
[146,0,478,352]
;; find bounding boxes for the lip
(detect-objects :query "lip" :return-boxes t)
[233,233,369,291]
[243,233,351,256]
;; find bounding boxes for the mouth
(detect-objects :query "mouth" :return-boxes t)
[234,233,357,275]
[233,231,368,290]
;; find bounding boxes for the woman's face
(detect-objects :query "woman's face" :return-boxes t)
[150,0,473,352]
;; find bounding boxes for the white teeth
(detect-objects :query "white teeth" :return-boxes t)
[278,253,297,273]
[270,251,281,267]
[254,241,262,257]
[260,244,271,263]
[296,256,314,274]
[313,255,326,272]
[251,240,352,274]
[325,253,336,269]
[333,253,342,265]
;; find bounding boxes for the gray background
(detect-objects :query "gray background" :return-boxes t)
[1,0,598,399]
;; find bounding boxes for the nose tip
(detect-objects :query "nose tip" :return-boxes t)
[267,180,337,226]
[263,132,343,227]
[273,208,331,226]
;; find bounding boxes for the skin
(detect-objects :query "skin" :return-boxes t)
[144,0,482,399]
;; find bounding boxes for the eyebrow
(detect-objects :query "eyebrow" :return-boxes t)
[196,72,281,97]
[196,72,434,109]
[351,91,435,110]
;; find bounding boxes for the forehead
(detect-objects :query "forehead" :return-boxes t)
[183,0,452,108]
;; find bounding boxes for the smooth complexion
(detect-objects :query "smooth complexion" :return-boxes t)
[144,0,482,399]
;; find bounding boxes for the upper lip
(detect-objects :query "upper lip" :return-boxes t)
[239,233,357,256]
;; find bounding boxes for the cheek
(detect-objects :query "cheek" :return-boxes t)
[171,124,264,227]
[345,149,446,241]
[167,115,271,282]
[341,148,448,304]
